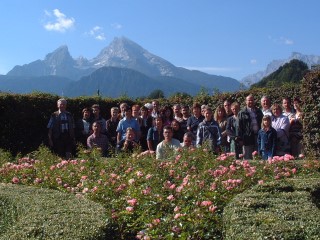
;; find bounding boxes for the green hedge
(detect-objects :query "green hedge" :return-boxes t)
[301,71,320,158]
[0,183,107,240]
[223,177,320,239]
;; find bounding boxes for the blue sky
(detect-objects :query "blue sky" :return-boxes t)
[0,0,319,80]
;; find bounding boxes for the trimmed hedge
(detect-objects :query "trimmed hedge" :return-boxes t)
[0,183,107,240]
[223,177,320,239]
[301,70,320,158]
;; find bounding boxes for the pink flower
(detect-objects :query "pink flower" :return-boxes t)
[82,187,89,193]
[136,171,144,177]
[12,177,20,184]
[81,175,88,181]
[128,178,135,185]
[145,174,153,180]
[174,213,185,219]
[252,151,258,156]
[152,218,161,225]
[174,206,181,212]
[299,154,305,159]
[258,180,264,185]
[209,205,218,213]
[210,182,217,191]
[167,195,175,201]
[292,168,297,174]
[142,186,152,195]
[126,206,134,212]
[175,185,184,193]
[169,184,176,190]
[200,201,212,207]
[50,165,56,171]
[127,198,138,206]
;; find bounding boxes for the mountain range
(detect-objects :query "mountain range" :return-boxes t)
[241,52,320,86]
[1,37,241,97]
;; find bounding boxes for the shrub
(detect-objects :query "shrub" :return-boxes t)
[301,70,320,158]
[223,177,320,239]
[0,183,107,240]
[1,144,320,239]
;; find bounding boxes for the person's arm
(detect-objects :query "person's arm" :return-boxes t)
[196,125,202,147]
[117,132,121,143]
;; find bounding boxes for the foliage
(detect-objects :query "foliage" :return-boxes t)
[1,145,319,239]
[148,89,165,99]
[301,70,320,158]
[0,183,107,240]
[251,59,309,88]
[223,177,320,239]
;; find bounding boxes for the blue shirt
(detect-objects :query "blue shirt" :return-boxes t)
[116,117,140,141]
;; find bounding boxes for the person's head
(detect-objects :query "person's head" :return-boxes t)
[171,119,180,131]
[124,106,132,118]
[214,105,226,122]
[163,126,173,142]
[173,104,181,116]
[120,102,128,114]
[92,121,102,133]
[282,97,292,111]
[231,102,240,116]
[91,104,100,117]
[126,127,135,141]
[192,103,201,116]
[181,105,190,117]
[201,105,208,116]
[282,97,291,111]
[261,96,271,110]
[293,97,302,111]
[246,94,255,108]
[183,132,193,147]
[204,107,213,121]
[57,98,67,112]
[82,107,91,119]
[132,104,140,118]
[223,100,232,114]
[154,116,163,129]
[110,107,119,118]
[152,100,160,111]
[261,115,272,129]
[271,103,282,117]
[161,106,174,120]
[144,103,153,115]
[140,106,148,117]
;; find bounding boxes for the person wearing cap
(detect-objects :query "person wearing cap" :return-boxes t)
[116,106,141,143]
[47,98,75,159]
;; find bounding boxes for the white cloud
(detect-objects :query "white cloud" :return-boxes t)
[44,9,75,32]
[250,59,257,64]
[86,26,106,41]
[111,23,123,29]
[268,35,294,45]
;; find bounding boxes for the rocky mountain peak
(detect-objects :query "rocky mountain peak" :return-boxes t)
[44,45,75,66]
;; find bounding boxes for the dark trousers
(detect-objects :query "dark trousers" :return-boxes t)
[53,133,74,158]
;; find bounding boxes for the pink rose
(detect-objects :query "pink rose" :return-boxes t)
[12,177,20,184]
[127,198,138,206]
[126,206,134,212]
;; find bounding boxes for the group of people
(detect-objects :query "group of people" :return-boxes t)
[47,95,303,160]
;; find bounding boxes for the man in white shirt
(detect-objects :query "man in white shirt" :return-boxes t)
[156,126,180,160]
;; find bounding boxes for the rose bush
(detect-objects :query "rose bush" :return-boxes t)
[0,146,319,239]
